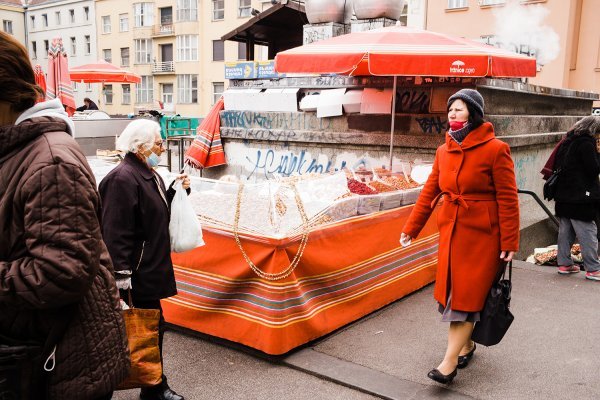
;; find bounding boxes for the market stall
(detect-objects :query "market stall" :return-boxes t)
[162,171,438,355]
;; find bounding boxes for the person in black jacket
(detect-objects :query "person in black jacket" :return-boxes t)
[99,119,189,400]
[554,116,600,281]
[75,97,98,112]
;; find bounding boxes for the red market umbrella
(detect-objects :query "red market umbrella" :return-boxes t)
[33,64,47,98]
[46,37,76,116]
[275,25,537,77]
[185,97,226,169]
[275,25,537,167]
[69,60,141,83]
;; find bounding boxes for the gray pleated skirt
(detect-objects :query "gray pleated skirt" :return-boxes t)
[438,292,481,323]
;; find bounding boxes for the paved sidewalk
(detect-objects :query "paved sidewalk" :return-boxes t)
[113,260,600,400]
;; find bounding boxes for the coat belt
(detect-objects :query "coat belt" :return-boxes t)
[431,191,496,210]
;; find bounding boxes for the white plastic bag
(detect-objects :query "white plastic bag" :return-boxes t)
[169,181,205,252]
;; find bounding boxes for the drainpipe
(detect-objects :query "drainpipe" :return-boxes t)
[23,1,29,52]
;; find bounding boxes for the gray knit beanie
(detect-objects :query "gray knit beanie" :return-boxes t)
[447,89,484,118]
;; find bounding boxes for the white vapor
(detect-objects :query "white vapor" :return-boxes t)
[492,0,560,66]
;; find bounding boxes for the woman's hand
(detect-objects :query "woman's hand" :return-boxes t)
[400,232,412,247]
[177,174,190,190]
[500,251,515,262]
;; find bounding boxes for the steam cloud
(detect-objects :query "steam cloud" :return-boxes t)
[492,0,560,66]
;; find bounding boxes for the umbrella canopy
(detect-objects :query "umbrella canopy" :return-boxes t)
[275,25,537,78]
[69,60,141,83]
[46,37,76,116]
[185,97,226,169]
[33,64,47,95]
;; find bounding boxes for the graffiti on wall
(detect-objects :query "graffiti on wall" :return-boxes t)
[221,111,334,132]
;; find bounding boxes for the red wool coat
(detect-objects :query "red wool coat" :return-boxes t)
[403,122,520,312]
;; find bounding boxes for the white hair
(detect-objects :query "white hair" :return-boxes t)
[116,119,161,153]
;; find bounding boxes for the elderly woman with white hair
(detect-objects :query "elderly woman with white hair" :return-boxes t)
[99,119,189,400]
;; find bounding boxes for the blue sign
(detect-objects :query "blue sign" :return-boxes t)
[257,60,284,79]
[224,62,257,80]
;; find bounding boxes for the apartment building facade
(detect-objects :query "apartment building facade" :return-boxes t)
[96,0,270,117]
[26,0,100,107]
[426,0,600,106]
[0,0,25,42]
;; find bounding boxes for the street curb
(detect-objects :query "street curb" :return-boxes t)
[283,348,475,400]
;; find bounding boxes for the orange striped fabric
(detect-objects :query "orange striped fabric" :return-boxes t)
[163,206,439,355]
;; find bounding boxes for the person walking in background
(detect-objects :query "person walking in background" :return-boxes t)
[0,31,129,400]
[553,116,600,280]
[99,119,190,400]
[400,89,520,384]
[75,97,99,112]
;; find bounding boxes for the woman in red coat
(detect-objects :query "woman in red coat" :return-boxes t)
[401,89,520,384]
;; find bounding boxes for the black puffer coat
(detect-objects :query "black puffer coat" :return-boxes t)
[554,133,600,221]
[0,117,130,400]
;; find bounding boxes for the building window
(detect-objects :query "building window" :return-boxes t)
[84,7,89,21]
[162,83,174,104]
[84,35,91,54]
[177,0,197,21]
[30,15,35,29]
[177,75,197,103]
[212,40,224,61]
[212,82,224,104]
[55,11,61,25]
[237,42,246,60]
[212,0,224,20]
[136,75,153,104]
[69,9,75,23]
[176,35,198,61]
[134,39,152,64]
[103,49,112,63]
[2,20,12,34]
[134,3,154,27]
[44,40,49,57]
[121,47,130,67]
[72,82,78,92]
[119,14,129,32]
[70,37,76,56]
[479,0,505,4]
[42,14,48,27]
[399,2,408,26]
[104,84,113,104]
[238,0,251,18]
[447,0,468,8]
[122,84,131,104]
[102,16,111,33]
[31,41,37,58]
[86,83,92,92]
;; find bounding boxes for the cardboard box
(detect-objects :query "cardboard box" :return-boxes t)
[263,88,299,112]
[360,88,393,114]
[342,89,363,114]
[300,93,320,112]
[223,88,262,110]
[317,88,346,118]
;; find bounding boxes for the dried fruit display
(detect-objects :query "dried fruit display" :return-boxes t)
[369,181,395,193]
[347,178,378,195]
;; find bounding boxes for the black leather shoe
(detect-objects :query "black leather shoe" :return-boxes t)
[457,343,476,369]
[140,387,184,400]
[427,367,457,384]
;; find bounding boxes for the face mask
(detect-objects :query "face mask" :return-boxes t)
[449,120,467,131]
[145,151,160,168]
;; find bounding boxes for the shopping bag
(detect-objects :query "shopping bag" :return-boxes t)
[169,181,205,253]
[472,261,514,346]
[117,296,162,390]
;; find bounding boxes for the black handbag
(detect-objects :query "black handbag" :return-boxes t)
[543,142,573,201]
[472,261,514,346]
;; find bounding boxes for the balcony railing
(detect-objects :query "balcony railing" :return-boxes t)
[153,23,174,36]
[152,61,175,74]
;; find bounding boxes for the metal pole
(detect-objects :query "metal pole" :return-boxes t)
[388,76,398,170]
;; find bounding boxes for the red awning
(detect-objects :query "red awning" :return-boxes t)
[275,25,536,78]
[70,60,141,83]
